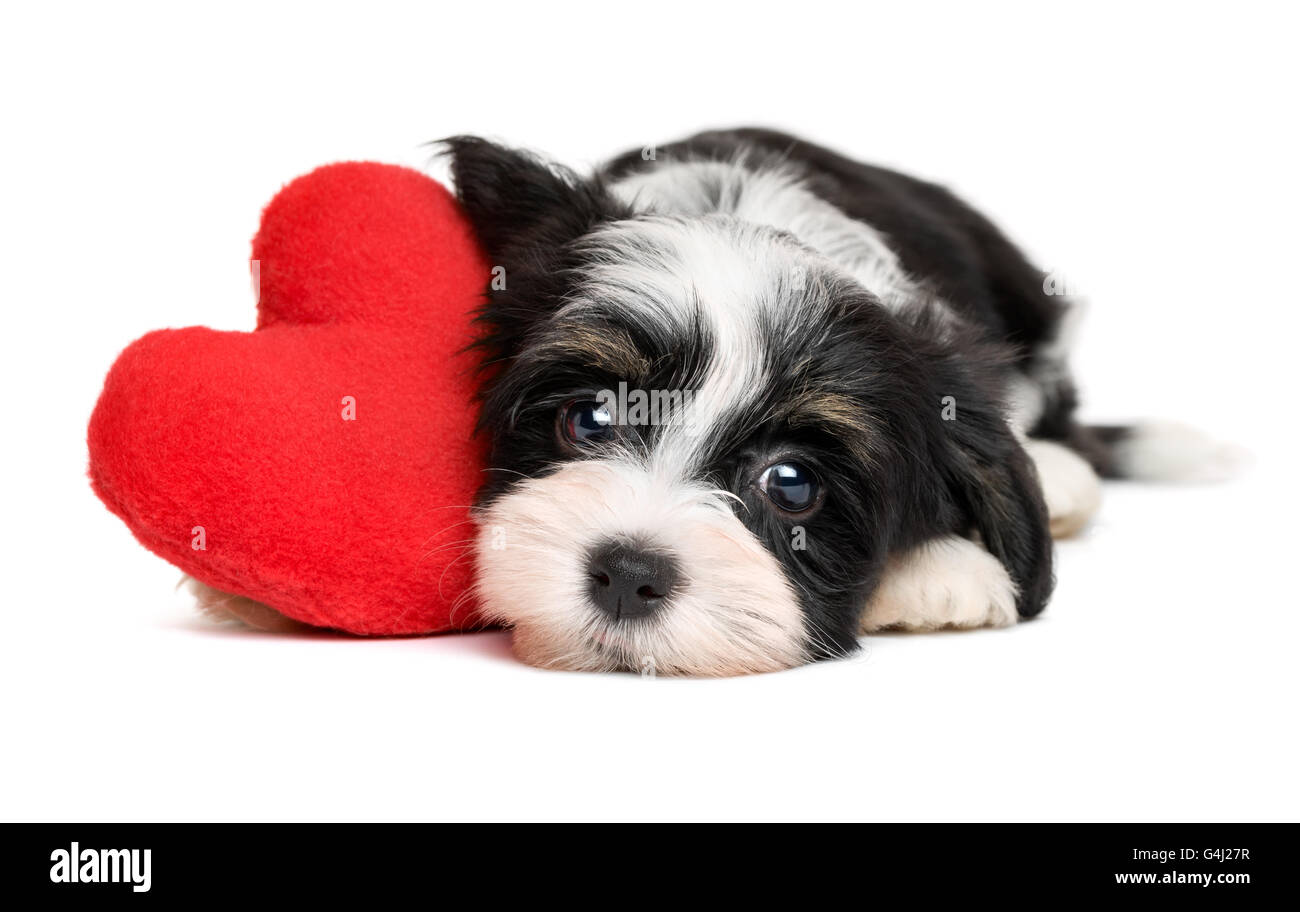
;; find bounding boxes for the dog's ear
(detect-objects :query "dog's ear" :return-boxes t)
[920,322,1055,619]
[439,136,623,262]
[942,414,1054,618]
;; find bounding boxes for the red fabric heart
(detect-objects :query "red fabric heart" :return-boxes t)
[88,162,491,634]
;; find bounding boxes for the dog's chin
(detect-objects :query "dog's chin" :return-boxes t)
[472,458,811,677]
[507,622,649,675]
[504,616,807,677]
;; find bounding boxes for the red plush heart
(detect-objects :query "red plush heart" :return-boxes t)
[88,162,491,634]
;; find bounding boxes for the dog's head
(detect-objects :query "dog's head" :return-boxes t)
[445,137,1052,675]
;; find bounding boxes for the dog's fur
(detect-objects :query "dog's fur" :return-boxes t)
[197,128,1233,672]
[444,127,1233,676]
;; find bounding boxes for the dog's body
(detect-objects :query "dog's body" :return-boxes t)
[202,128,1228,673]
[446,127,1225,676]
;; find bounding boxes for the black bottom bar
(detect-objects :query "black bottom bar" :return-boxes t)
[2,823,1290,899]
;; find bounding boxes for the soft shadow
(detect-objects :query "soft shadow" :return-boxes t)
[439,628,516,664]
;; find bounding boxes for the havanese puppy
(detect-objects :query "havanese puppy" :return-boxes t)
[444,127,1231,676]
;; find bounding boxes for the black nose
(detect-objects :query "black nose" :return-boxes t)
[585,539,681,621]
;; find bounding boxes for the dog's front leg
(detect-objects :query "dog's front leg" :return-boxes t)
[858,536,1019,632]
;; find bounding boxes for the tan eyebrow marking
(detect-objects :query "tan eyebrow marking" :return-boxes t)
[532,322,652,380]
[781,388,881,468]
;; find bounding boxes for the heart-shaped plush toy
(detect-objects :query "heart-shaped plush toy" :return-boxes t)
[89,162,491,634]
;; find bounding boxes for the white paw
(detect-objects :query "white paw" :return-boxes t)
[860,536,1018,632]
[1025,438,1101,539]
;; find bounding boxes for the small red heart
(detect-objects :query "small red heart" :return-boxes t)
[89,162,491,634]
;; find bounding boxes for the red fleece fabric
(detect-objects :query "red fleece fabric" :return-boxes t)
[88,162,491,634]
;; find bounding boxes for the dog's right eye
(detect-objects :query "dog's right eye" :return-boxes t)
[559,399,616,447]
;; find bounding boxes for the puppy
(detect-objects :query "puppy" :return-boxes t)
[446,127,1229,676]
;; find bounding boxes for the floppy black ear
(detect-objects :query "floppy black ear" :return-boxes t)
[923,330,1055,619]
[439,135,623,262]
[946,421,1054,618]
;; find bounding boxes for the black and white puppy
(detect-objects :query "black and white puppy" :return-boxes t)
[446,127,1218,676]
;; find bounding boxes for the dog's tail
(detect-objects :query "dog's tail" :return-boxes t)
[1066,421,1245,482]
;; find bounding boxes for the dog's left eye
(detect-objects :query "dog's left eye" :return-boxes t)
[758,461,820,513]
[559,399,616,447]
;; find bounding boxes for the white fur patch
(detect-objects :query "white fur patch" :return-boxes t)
[859,536,1018,632]
[609,159,922,310]
[1006,374,1048,435]
[1114,421,1246,482]
[567,215,821,475]
[1025,438,1102,538]
[475,457,807,676]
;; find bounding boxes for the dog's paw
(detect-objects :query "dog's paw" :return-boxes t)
[186,577,312,633]
[1025,438,1101,539]
[859,536,1018,632]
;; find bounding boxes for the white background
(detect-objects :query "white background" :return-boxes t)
[2,2,1297,822]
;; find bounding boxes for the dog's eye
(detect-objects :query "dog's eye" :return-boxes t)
[758,461,820,513]
[560,399,615,447]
